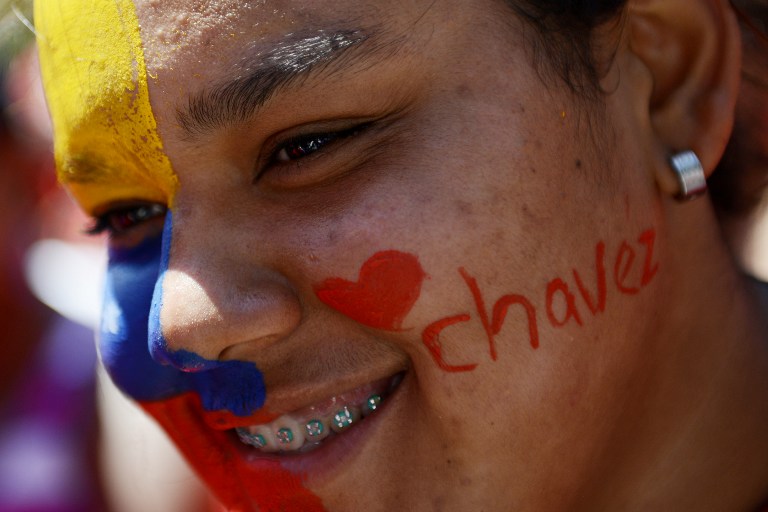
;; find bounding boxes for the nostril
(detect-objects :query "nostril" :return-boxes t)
[148,328,268,416]
[149,332,207,372]
[149,328,268,416]
[157,265,303,360]
[149,299,221,373]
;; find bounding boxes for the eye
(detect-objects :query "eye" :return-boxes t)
[86,203,167,239]
[268,123,369,167]
[273,132,341,163]
[256,122,374,188]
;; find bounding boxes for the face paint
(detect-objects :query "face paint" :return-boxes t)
[36,2,324,509]
[34,0,177,213]
[142,395,327,512]
[314,250,426,331]
[101,211,267,415]
[35,0,267,414]
[420,228,659,373]
[103,212,321,510]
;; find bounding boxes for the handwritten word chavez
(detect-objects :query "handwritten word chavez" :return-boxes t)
[422,228,659,372]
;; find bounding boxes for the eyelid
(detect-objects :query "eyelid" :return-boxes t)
[257,119,375,177]
[86,202,167,237]
[273,131,340,163]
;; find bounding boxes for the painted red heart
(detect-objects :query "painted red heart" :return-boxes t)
[314,250,426,331]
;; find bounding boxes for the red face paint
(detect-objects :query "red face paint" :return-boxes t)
[201,407,281,430]
[142,393,326,512]
[572,241,607,315]
[545,278,584,328]
[422,314,478,372]
[418,228,660,372]
[316,230,659,375]
[614,241,641,295]
[459,267,539,354]
[315,250,426,331]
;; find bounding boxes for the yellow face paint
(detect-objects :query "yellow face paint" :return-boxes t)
[35,0,177,213]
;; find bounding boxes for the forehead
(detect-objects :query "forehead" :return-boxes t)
[134,1,427,83]
[38,0,521,213]
[135,0,259,77]
[132,0,499,159]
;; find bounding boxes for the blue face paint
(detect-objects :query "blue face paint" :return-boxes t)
[100,212,266,417]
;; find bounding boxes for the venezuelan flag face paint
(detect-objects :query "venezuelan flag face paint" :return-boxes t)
[35,0,266,414]
[35,1,323,509]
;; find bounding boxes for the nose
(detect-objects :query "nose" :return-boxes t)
[150,211,303,370]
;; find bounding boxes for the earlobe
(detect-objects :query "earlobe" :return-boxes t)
[627,0,742,197]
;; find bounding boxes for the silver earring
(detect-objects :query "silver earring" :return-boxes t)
[669,150,707,201]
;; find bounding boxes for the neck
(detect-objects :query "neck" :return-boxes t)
[589,200,768,510]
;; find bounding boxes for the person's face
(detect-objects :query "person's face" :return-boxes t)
[37,0,667,509]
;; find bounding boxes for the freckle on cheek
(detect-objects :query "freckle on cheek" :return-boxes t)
[455,199,474,216]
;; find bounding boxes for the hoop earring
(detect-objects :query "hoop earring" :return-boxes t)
[670,151,707,201]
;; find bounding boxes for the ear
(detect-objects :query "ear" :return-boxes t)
[626,0,742,197]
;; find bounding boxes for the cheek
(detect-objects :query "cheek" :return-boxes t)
[314,250,427,331]
[99,231,187,400]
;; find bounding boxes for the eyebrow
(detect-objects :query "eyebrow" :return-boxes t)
[175,28,393,137]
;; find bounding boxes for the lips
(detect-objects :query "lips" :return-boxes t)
[140,370,406,511]
[234,373,403,453]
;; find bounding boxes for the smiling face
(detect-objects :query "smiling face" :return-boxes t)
[36,0,677,510]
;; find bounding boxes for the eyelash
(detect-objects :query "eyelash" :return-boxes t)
[84,124,367,236]
[86,203,167,237]
[267,123,369,168]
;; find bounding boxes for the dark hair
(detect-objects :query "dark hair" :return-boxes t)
[510,0,768,220]
[503,0,627,100]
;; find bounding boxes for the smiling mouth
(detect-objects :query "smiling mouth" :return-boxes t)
[234,372,404,454]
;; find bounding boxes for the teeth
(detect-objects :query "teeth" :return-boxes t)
[236,429,266,448]
[331,405,361,433]
[362,394,381,417]
[273,416,305,451]
[235,389,391,453]
[253,425,280,453]
[305,418,329,442]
